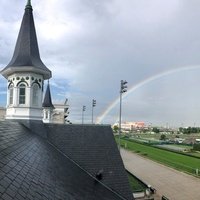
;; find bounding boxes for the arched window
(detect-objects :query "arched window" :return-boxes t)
[19,83,26,104]
[9,84,14,105]
[32,84,39,106]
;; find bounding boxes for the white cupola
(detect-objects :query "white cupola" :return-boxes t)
[0,0,51,120]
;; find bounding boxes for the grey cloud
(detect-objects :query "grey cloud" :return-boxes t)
[1,0,200,126]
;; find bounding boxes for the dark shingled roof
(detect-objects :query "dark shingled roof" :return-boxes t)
[45,124,134,200]
[42,82,54,108]
[1,2,51,79]
[0,121,134,200]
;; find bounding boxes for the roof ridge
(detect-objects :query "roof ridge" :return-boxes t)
[47,141,129,200]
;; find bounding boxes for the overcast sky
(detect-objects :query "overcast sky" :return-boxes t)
[1,0,200,127]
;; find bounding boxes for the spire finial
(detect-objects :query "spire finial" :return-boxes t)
[26,0,32,9]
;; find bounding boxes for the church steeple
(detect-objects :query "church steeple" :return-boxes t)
[1,0,51,80]
[1,1,52,121]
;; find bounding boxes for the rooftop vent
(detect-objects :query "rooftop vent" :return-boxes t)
[96,169,104,180]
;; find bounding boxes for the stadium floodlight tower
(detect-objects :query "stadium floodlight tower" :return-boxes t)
[118,80,128,151]
[82,105,86,124]
[92,99,96,124]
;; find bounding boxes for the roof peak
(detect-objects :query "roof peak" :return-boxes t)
[25,0,32,9]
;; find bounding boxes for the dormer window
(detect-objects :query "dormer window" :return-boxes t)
[19,83,26,104]
[32,83,39,106]
[8,84,14,105]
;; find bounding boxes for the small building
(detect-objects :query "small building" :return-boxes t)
[113,121,146,131]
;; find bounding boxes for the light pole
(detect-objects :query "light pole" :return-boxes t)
[118,80,128,150]
[82,105,86,124]
[92,99,96,124]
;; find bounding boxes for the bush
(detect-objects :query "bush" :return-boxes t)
[193,144,200,151]
[160,134,166,141]
[152,127,160,133]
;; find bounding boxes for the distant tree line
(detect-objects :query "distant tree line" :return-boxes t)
[179,127,200,134]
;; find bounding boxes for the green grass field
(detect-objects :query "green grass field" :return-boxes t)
[132,133,200,140]
[127,172,146,192]
[129,135,200,157]
[118,138,200,176]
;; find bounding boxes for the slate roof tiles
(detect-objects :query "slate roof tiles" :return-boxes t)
[0,121,133,200]
[45,124,133,200]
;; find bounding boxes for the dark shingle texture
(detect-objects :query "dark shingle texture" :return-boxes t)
[0,121,132,200]
[2,6,51,77]
[46,124,133,200]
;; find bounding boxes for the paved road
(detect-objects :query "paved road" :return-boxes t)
[121,149,200,200]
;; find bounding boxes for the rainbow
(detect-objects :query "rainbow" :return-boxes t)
[96,65,200,124]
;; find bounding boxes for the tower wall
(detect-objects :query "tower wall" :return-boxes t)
[6,72,44,120]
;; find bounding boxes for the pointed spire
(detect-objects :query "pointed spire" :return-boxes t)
[1,0,51,80]
[26,0,32,10]
[42,81,54,108]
